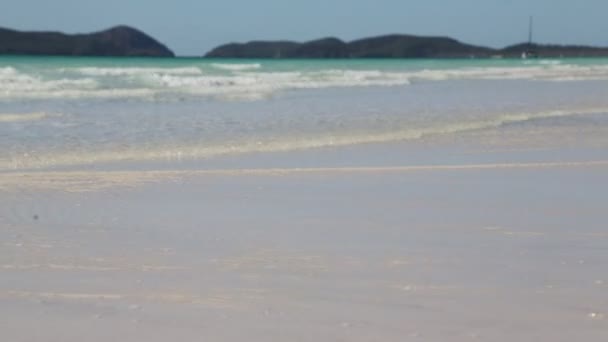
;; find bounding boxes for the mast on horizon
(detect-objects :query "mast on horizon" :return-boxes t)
[528,16,533,46]
[522,15,537,59]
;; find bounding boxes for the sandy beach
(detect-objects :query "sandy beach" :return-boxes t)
[2,116,608,341]
[3,0,608,337]
[2,56,608,341]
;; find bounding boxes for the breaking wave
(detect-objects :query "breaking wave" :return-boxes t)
[2,62,608,101]
[211,63,262,71]
[2,107,606,171]
[67,66,204,76]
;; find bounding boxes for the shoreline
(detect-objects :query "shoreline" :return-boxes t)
[2,57,608,340]
[2,159,608,190]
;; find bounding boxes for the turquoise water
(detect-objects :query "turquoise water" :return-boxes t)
[3,56,608,101]
[1,57,608,171]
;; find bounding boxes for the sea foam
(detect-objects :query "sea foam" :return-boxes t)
[3,63,608,101]
[2,106,606,171]
[211,63,262,71]
[67,67,204,76]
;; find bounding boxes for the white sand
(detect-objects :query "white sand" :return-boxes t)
[2,129,608,341]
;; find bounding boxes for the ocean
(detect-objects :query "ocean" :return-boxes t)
[2,57,608,171]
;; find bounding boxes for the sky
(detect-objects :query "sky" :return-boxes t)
[1,0,607,56]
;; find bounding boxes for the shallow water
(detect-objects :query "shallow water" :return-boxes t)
[2,57,608,171]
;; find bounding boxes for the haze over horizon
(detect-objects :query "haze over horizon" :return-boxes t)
[2,0,607,56]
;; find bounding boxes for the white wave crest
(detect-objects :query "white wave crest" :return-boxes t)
[66,67,204,76]
[127,69,413,100]
[0,66,19,75]
[3,63,608,101]
[0,66,99,97]
[3,107,606,171]
[211,63,262,71]
[406,65,605,81]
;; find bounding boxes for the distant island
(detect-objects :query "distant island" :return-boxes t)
[0,26,174,57]
[205,35,608,59]
[2,26,608,58]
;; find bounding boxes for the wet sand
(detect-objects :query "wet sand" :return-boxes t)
[2,130,608,341]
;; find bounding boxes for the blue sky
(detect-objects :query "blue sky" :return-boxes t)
[2,0,607,56]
